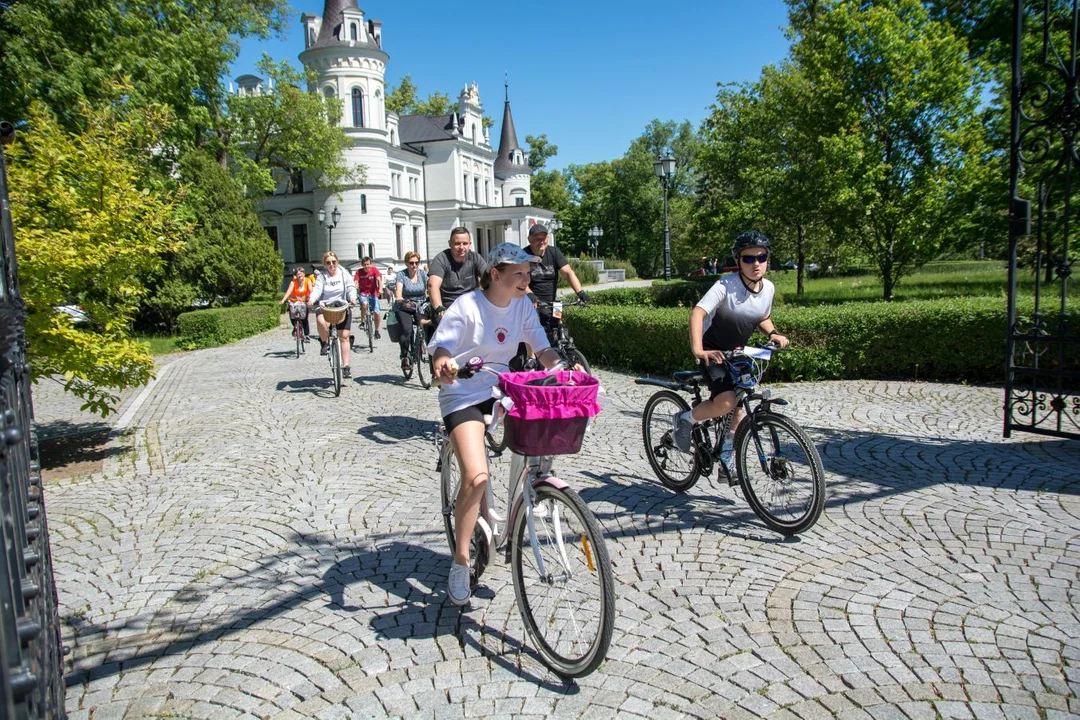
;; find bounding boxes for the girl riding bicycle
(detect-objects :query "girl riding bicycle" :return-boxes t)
[672,231,789,459]
[429,243,563,606]
[279,267,312,338]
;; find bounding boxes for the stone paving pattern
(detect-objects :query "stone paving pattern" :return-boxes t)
[42,322,1080,719]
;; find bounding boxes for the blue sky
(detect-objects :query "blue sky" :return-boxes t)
[232,1,794,172]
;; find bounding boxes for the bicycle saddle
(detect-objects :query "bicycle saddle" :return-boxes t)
[673,370,703,383]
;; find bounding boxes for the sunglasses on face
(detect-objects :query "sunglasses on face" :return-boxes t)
[740,253,769,265]
[407,261,419,265]
[326,260,338,266]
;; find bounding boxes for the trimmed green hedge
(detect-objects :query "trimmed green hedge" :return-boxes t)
[600,256,639,279]
[564,297,1051,383]
[177,303,281,350]
[583,280,709,308]
[559,259,600,287]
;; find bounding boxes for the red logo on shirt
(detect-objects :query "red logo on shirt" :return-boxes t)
[494,326,509,344]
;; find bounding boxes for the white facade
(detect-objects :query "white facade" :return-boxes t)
[252,0,553,273]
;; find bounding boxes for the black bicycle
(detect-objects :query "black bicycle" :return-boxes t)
[536,299,590,373]
[399,299,431,389]
[636,344,825,536]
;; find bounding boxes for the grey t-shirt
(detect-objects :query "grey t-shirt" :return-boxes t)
[429,249,484,308]
[695,274,775,350]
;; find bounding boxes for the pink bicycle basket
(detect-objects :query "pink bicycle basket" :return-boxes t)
[498,370,602,456]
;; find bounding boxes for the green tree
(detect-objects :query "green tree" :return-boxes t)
[6,100,187,415]
[225,56,361,195]
[792,0,986,299]
[175,151,284,305]
[384,76,455,116]
[525,134,570,216]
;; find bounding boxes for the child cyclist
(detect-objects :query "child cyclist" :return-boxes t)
[672,231,789,460]
[429,243,564,606]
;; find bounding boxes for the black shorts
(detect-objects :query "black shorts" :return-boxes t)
[700,358,735,398]
[316,306,352,331]
[443,398,496,434]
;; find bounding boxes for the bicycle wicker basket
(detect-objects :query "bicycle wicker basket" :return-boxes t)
[498,370,602,456]
[321,303,348,325]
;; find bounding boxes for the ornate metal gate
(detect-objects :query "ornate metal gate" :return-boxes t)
[0,121,67,717]
[1006,0,1080,439]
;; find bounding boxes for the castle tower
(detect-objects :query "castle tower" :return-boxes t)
[494,84,531,207]
[298,0,392,262]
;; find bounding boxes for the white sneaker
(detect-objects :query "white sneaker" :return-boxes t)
[671,411,694,453]
[447,562,471,606]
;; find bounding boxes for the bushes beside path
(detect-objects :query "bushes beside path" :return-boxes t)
[176,303,280,350]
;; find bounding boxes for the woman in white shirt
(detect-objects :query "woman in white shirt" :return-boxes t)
[429,243,563,606]
[308,251,359,378]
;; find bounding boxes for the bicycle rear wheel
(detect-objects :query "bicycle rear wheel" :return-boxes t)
[641,390,700,492]
[416,333,431,389]
[329,336,342,396]
[439,440,488,584]
[734,411,825,535]
[511,483,614,678]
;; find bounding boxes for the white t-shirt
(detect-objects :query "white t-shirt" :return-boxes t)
[695,274,775,350]
[310,268,356,305]
[428,289,551,417]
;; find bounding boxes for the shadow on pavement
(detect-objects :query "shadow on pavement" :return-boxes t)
[357,415,439,444]
[263,350,306,359]
[64,530,581,693]
[274,377,337,398]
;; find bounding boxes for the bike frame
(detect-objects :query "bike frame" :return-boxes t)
[636,355,789,478]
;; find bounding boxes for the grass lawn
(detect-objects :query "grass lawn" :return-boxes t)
[137,335,179,355]
[771,260,1075,306]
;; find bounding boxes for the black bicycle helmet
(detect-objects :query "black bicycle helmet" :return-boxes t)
[732,230,772,258]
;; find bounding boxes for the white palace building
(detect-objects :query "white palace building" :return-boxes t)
[246,0,555,269]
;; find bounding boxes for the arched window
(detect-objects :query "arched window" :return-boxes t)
[352,88,363,127]
[350,23,357,41]
[323,86,335,100]
[367,243,375,259]
[360,194,367,213]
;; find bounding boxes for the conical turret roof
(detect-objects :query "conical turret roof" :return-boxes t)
[494,91,530,178]
[310,0,380,50]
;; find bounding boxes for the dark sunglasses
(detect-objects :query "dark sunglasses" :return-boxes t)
[407,260,420,265]
[740,253,769,265]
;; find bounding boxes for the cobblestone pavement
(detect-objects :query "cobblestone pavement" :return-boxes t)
[45,323,1080,719]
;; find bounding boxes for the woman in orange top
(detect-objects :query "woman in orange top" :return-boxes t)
[279,267,312,338]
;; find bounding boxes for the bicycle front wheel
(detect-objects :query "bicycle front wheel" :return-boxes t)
[295,322,303,359]
[329,337,342,396]
[734,411,825,535]
[485,417,508,453]
[366,313,374,353]
[439,440,488,584]
[564,347,591,375]
[416,334,431,389]
[641,390,700,492]
[512,483,614,678]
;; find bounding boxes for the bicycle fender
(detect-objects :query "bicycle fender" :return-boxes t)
[533,475,569,491]
[634,377,685,392]
[475,515,493,545]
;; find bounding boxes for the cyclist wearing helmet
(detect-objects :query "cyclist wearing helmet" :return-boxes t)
[672,231,789,458]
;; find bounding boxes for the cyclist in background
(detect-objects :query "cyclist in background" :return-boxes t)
[671,231,789,461]
[429,243,562,606]
[309,251,358,379]
[393,251,428,372]
[354,256,383,340]
[279,267,312,338]
[523,223,589,332]
[428,227,484,328]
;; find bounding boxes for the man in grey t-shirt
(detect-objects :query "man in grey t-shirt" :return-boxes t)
[428,227,484,314]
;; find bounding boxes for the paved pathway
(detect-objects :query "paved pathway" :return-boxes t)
[42,322,1080,719]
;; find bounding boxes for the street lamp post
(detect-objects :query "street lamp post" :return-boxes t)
[318,206,341,257]
[588,225,603,259]
[549,219,563,246]
[653,155,676,280]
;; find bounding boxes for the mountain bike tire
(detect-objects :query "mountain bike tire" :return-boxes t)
[511,483,614,678]
[563,347,591,375]
[734,411,825,535]
[329,336,342,397]
[417,335,430,389]
[641,389,700,492]
[366,312,374,353]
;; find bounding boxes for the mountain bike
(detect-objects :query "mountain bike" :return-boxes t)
[288,301,308,359]
[399,300,431,389]
[636,344,825,536]
[436,358,614,678]
[536,300,590,374]
[320,301,351,397]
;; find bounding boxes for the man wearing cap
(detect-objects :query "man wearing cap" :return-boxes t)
[428,227,484,322]
[524,223,589,326]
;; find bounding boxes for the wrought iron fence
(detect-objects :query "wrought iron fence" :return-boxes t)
[0,121,67,717]
[1006,0,1080,439]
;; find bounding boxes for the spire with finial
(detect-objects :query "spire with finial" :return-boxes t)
[495,77,530,178]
